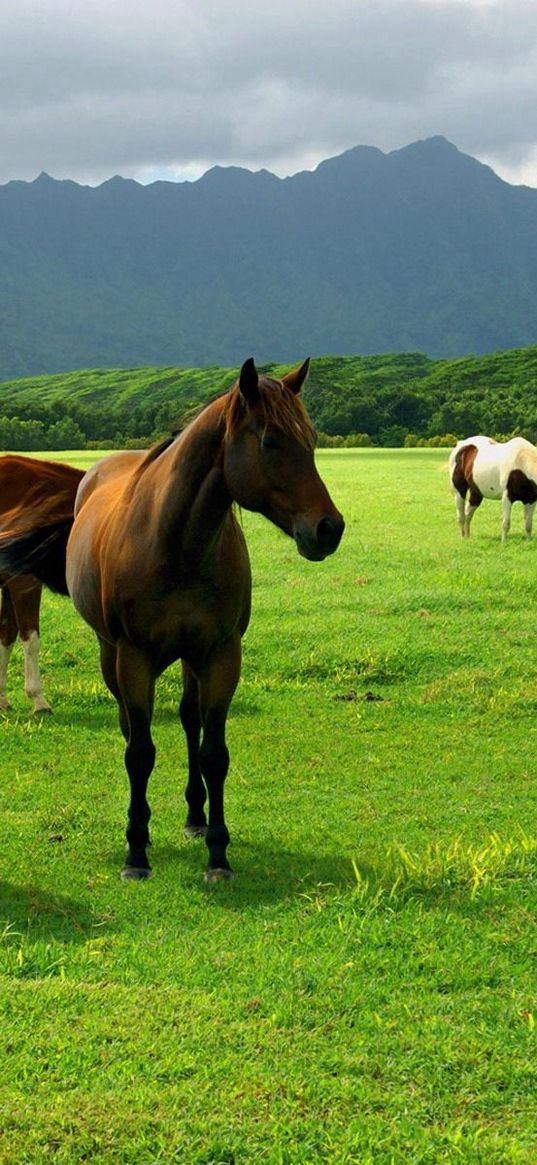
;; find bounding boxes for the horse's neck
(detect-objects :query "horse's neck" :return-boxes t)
[155,399,232,564]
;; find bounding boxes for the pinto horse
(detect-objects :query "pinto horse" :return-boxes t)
[449,435,537,541]
[0,360,344,880]
[0,454,84,712]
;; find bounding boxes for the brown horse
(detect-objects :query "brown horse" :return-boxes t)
[0,454,84,713]
[0,359,344,879]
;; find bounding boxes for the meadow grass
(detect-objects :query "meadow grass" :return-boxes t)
[2,448,537,1163]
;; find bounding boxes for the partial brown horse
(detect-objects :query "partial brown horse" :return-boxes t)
[0,454,84,712]
[0,360,344,879]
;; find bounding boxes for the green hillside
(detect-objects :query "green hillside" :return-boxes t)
[2,346,537,449]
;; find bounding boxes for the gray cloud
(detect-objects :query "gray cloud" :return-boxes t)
[1,0,537,186]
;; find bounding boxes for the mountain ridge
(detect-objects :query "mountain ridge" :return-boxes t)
[1,136,537,380]
[3,136,515,193]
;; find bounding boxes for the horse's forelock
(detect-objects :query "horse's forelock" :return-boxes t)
[223,378,316,451]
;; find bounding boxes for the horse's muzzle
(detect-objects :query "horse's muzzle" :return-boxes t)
[294,513,345,561]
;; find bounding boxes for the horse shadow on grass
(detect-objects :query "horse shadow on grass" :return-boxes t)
[107,835,359,910]
[0,878,96,943]
[108,835,524,921]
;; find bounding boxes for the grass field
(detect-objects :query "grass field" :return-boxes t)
[2,448,537,1163]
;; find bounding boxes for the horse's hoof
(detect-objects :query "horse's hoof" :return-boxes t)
[121,866,152,881]
[204,867,233,883]
[184,824,207,839]
[33,706,53,716]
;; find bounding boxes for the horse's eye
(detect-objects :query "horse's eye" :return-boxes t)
[261,434,279,451]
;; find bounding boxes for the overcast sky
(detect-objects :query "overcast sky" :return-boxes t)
[1,0,536,189]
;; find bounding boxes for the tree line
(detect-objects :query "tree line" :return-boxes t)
[2,346,537,450]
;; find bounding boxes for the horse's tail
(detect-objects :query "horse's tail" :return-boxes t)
[0,518,74,596]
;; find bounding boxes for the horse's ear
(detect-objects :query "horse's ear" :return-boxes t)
[282,358,310,395]
[239,357,260,404]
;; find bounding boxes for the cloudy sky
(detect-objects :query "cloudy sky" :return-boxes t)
[1,0,536,189]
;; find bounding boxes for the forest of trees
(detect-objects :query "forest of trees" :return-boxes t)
[1,345,537,450]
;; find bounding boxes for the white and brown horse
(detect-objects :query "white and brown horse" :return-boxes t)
[449,435,537,541]
[0,454,84,712]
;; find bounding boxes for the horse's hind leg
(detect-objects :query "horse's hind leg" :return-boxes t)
[99,636,129,739]
[0,586,17,711]
[116,641,156,879]
[451,460,469,537]
[524,502,536,538]
[198,634,242,882]
[179,662,207,838]
[10,578,52,714]
[454,491,466,537]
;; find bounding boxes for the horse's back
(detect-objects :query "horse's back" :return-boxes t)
[72,447,164,578]
[74,450,146,517]
[475,437,534,473]
[466,436,536,499]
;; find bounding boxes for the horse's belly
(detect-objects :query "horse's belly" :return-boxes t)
[66,508,113,637]
[67,550,106,636]
[472,463,503,499]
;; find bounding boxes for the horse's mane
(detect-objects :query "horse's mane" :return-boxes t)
[137,434,177,468]
[128,434,178,482]
[132,373,316,477]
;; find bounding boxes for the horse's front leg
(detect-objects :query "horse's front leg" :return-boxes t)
[179,661,207,838]
[197,634,241,882]
[116,641,156,879]
[464,488,482,538]
[501,490,512,542]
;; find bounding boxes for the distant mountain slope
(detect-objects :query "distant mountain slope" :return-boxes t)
[2,136,537,379]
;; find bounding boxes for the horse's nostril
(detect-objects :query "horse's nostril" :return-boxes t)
[316,515,343,549]
[317,517,333,544]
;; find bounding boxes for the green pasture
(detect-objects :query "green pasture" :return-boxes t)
[2,448,537,1163]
